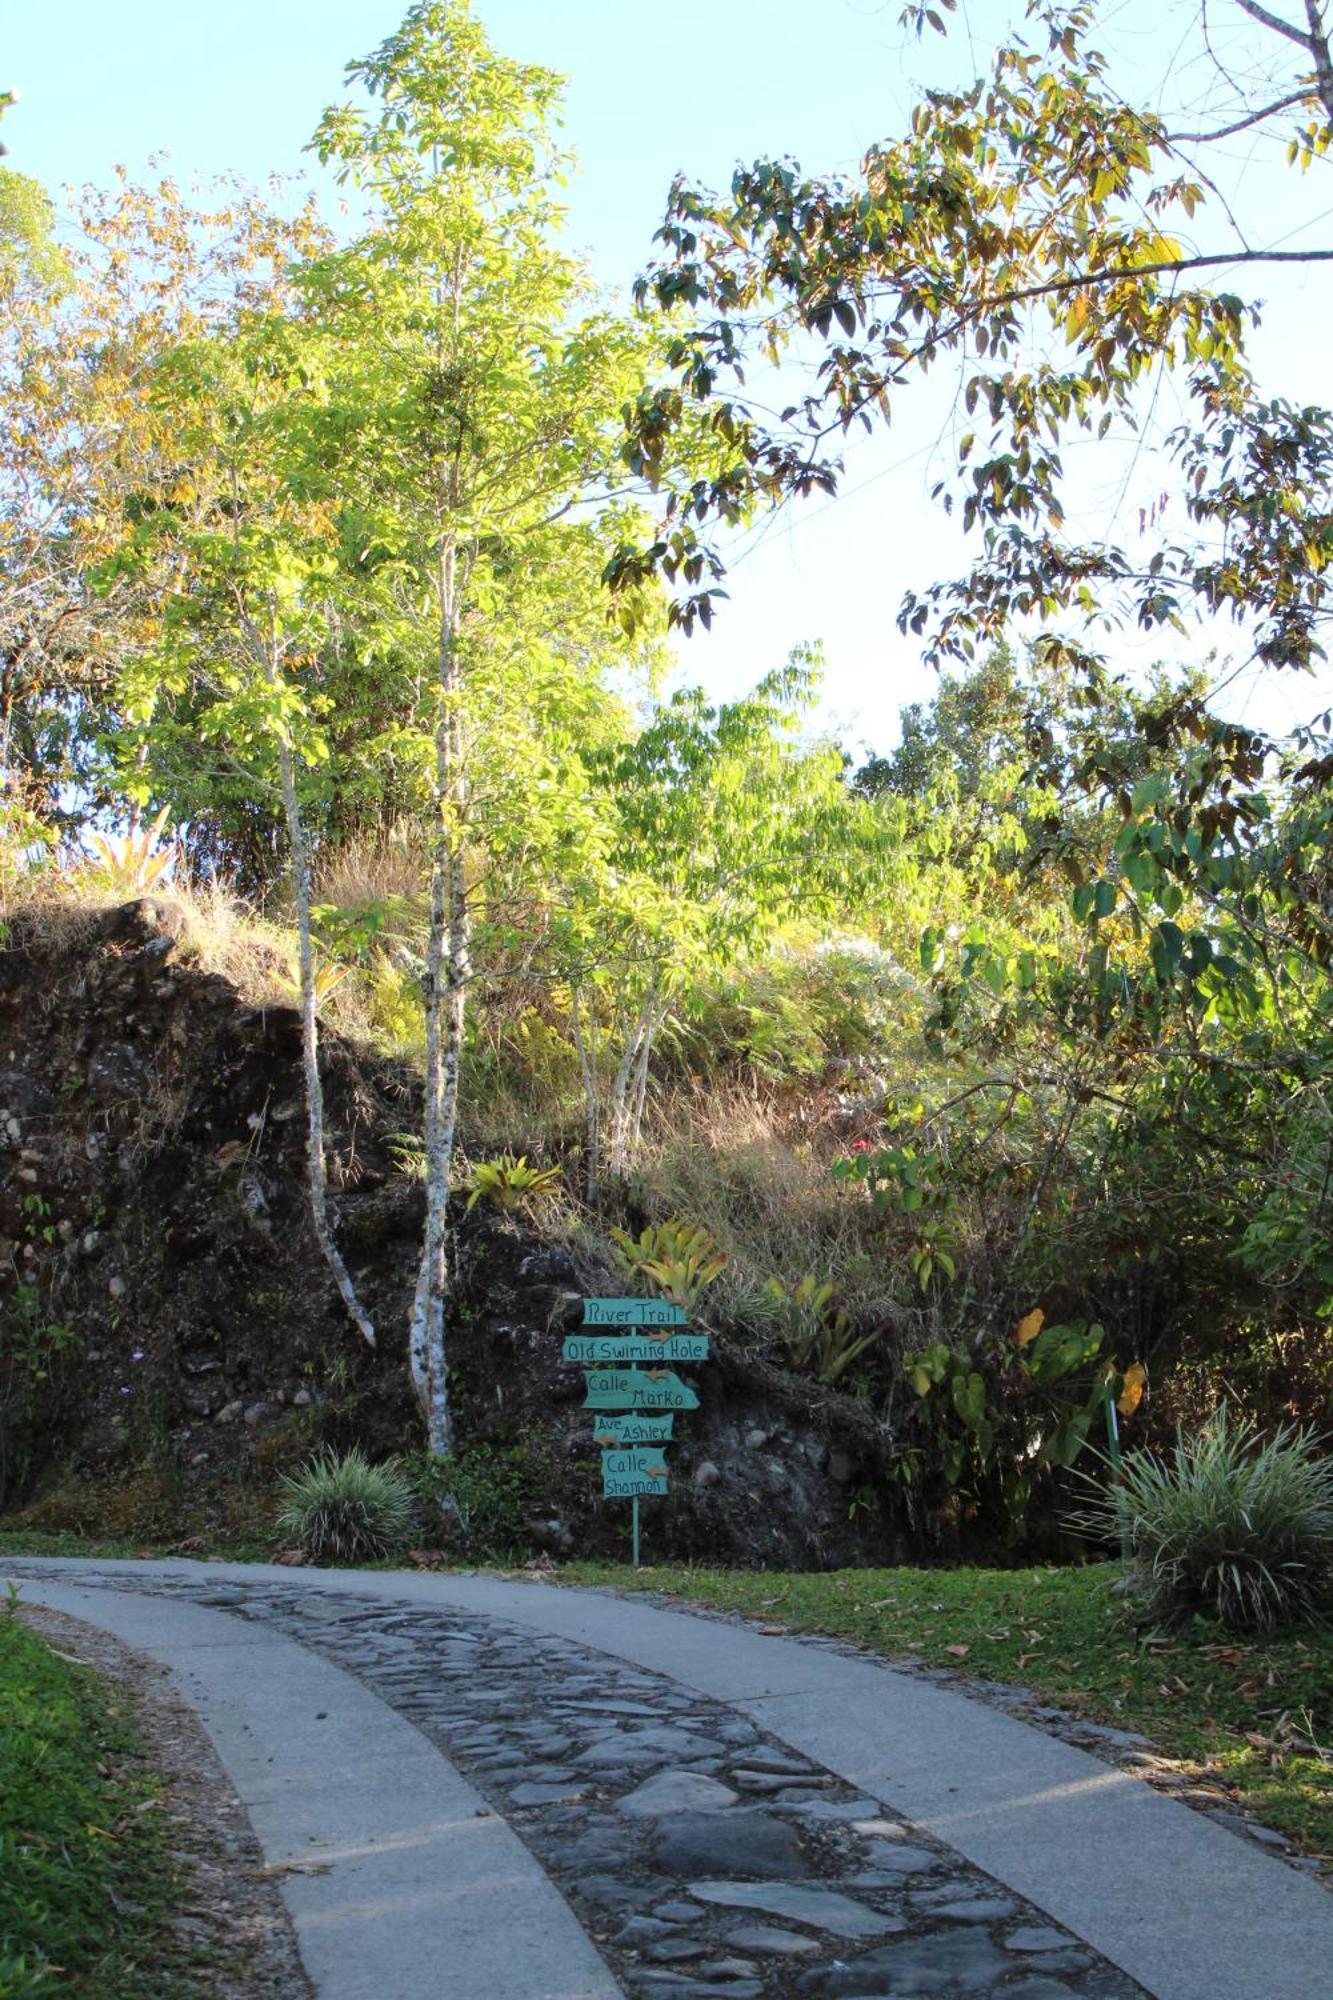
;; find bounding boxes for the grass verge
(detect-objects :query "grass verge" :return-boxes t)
[0,1600,188,1995]
[565,1560,1333,1863]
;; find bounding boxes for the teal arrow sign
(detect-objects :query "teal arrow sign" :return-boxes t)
[591,1412,675,1446]
[582,1296,688,1327]
[602,1447,670,1498]
[582,1368,700,1411]
[563,1333,708,1365]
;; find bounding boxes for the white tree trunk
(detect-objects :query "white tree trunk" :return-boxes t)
[627,1002,659,1157]
[410,541,467,1456]
[571,984,601,1196]
[607,990,658,1178]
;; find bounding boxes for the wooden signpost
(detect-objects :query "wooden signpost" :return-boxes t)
[566,1296,710,1566]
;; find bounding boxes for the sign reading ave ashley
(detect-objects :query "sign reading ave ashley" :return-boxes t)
[592,1413,674,1445]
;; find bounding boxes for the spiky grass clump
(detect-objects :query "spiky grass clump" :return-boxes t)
[1086,1408,1333,1632]
[276,1447,417,1565]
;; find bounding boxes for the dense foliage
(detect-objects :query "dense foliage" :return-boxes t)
[3,0,1333,1550]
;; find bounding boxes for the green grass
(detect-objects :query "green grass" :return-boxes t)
[0,1527,275,1563]
[0,1602,189,1995]
[0,1529,149,1561]
[565,1561,1333,1863]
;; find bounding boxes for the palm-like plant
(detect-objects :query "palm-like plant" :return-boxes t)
[1074,1407,1333,1631]
[81,806,175,895]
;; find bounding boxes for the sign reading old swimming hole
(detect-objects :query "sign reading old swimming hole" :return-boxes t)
[564,1294,710,1563]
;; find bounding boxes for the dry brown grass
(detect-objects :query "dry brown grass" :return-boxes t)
[11,872,295,998]
[622,1084,915,1358]
[314,830,427,932]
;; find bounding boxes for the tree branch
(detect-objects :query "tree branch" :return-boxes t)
[1302,0,1333,120]
[1236,0,1314,52]
[1169,87,1314,141]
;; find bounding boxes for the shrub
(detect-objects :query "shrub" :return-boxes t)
[1079,1408,1333,1631]
[411,1442,539,1561]
[276,1446,417,1564]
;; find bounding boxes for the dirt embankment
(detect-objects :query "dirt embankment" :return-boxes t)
[0,899,905,1565]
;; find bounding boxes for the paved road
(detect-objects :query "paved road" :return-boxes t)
[6,1557,1331,2000]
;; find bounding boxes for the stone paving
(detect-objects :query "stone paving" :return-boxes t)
[14,1566,1149,2000]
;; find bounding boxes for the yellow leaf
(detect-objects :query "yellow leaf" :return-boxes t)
[1117,1360,1148,1417]
[1012,1307,1045,1348]
[1065,291,1090,340]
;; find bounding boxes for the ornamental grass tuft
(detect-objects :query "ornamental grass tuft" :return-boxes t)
[1080,1407,1333,1632]
[276,1446,417,1564]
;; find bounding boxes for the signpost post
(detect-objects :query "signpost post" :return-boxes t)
[565,1296,709,1567]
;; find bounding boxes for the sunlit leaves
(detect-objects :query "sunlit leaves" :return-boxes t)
[610,2,1331,679]
[1013,1307,1045,1348]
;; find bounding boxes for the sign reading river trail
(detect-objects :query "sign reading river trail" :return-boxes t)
[582,1297,688,1327]
[564,1295,710,1566]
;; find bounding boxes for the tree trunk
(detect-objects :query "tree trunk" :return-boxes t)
[410,540,468,1456]
[607,989,657,1178]
[627,1001,659,1158]
[571,983,601,1197]
[271,672,376,1348]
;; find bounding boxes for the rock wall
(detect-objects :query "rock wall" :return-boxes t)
[0,900,905,1565]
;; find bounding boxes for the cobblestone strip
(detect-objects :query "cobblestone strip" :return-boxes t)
[10,1568,1149,2000]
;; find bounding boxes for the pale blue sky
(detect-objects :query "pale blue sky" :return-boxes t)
[7,0,1332,749]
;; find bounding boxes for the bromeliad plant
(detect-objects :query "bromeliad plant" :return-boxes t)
[611,1218,729,1311]
[764,1273,881,1385]
[465,1153,562,1214]
[276,1446,418,1564]
[77,805,175,896]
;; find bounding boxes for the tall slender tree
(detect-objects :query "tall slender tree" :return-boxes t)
[308,0,661,1453]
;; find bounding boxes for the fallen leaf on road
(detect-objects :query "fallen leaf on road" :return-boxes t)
[257,1859,333,1880]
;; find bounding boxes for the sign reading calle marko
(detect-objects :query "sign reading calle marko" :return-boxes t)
[582,1368,699,1410]
[563,1294,710,1564]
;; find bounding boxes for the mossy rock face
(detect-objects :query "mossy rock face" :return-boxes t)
[0,902,908,1566]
